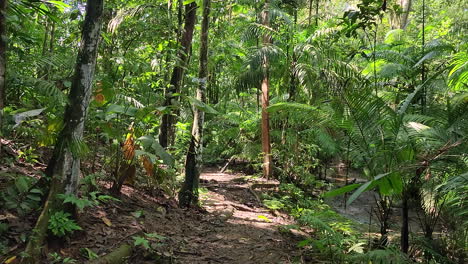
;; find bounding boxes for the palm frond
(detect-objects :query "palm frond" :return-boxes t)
[448,51,468,91]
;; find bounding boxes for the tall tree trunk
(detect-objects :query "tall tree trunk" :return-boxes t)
[399,0,412,29]
[159,2,197,149]
[179,0,210,208]
[0,0,6,159]
[22,0,103,262]
[289,8,297,100]
[261,0,272,179]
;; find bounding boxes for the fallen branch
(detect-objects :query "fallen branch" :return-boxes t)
[220,156,235,173]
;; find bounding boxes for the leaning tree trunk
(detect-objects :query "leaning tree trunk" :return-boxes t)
[159,1,197,149]
[22,1,103,262]
[261,0,272,179]
[179,0,210,208]
[0,0,6,159]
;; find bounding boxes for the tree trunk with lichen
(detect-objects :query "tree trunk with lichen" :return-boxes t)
[179,0,210,208]
[159,1,197,149]
[22,0,103,262]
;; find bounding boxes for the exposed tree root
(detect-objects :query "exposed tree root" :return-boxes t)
[87,243,133,264]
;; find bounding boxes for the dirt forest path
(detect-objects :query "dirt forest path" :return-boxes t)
[142,168,306,263]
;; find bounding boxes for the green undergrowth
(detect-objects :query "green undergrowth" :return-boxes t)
[262,183,410,264]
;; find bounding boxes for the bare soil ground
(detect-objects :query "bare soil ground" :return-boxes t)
[1,167,310,264]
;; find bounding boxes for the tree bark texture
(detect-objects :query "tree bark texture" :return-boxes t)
[0,0,6,159]
[179,0,210,208]
[159,2,197,149]
[22,0,103,262]
[261,0,272,179]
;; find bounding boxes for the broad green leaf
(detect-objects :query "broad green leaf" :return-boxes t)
[13,108,45,128]
[322,183,361,198]
[267,102,317,113]
[187,96,218,114]
[26,194,41,201]
[347,173,390,206]
[133,236,150,250]
[46,1,71,11]
[137,136,175,166]
[15,177,29,193]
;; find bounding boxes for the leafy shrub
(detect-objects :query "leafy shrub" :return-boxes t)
[48,252,77,264]
[0,175,43,215]
[57,192,120,213]
[133,232,167,251]
[48,211,82,237]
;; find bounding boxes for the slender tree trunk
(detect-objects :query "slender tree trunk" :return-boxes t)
[401,191,409,253]
[179,0,210,208]
[22,1,103,262]
[39,18,49,78]
[400,0,412,29]
[179,0,211,207]
[0,0,6,159]
[289,8,297,100]
[261,0,272,179]
[315,0,319,27]
[45,21,55,80]
[420,0,426,113]
[159,2,197,149]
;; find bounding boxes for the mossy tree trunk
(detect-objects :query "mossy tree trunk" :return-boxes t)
[22,0,103,262]
[179,0,210,208]
[159,1,197,149]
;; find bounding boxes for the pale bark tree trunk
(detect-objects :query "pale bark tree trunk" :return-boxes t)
[261,0,272,179]
[179,0,210,208]
[22,0,103,262]
[159,2,197,149]
[399,0,412,29]
[0,0,6,159]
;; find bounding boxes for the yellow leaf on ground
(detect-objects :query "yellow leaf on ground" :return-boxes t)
[5,256,17,264]
[102,217,112,227]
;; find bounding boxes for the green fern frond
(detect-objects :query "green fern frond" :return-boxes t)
[350,246,411,264]
[30,78,68,104]
[242,23,279,42]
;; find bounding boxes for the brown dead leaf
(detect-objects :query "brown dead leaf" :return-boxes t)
[122,134,135,161]
[141,156,154,177]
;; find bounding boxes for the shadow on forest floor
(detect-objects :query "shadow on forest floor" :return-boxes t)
[12,168,314,263]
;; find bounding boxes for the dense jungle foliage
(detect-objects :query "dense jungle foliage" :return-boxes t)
[0,0,467,263]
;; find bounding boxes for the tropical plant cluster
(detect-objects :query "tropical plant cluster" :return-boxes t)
[0,0,466,263]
